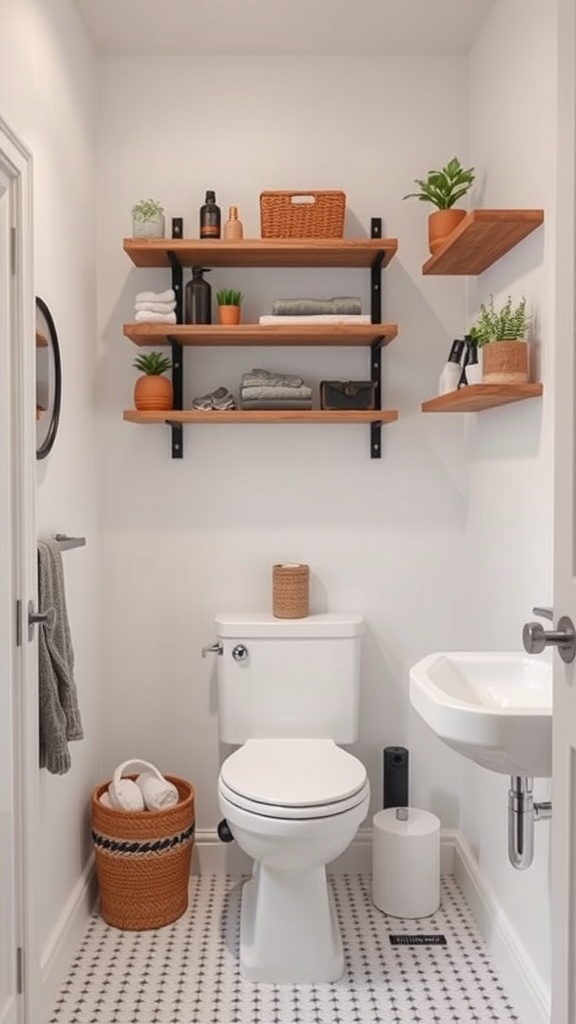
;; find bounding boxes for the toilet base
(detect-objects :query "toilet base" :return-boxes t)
[239,863,344,983]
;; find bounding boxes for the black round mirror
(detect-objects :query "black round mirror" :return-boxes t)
[36,296,61,460]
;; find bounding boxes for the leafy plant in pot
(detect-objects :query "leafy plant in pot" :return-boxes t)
[132,351,173,411]
[468,295,531,384]
[131,198,165,239]
[403,157,475,255]
[216,288,244,325]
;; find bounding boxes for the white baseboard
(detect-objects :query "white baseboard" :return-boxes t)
[448,829,550,1024]
[40,856,97,1024]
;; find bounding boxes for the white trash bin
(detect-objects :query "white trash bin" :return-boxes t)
[372,807,440,918]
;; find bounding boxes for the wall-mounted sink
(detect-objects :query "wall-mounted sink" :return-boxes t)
[409,652,552,777]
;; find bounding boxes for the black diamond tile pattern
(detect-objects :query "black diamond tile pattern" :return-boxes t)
[48,874,521,1023]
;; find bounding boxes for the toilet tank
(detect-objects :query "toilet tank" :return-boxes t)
[215,613,364,744]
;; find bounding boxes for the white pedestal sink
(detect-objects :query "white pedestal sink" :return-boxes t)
[409,651,552,777]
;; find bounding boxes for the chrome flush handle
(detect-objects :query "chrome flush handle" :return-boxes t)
[201,641,223,658]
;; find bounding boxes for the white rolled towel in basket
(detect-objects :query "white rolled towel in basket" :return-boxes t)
[104,759,179,811]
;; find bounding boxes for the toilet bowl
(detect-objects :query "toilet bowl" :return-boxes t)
[218,738,370,982]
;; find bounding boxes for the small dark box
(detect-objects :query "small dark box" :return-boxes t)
[320,380,376,411]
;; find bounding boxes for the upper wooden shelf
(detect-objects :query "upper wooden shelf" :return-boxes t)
[123,322,398,347]
[422,209,544,276]
[123,237,398,270]
[421,382,543,413]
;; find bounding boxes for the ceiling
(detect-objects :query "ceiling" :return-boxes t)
[73,0,497,57]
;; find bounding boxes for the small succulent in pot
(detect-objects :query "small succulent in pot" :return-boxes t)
[132,351,172,411]
[216,288,244,325]
[403,157,475,255]
[131,198,165,239]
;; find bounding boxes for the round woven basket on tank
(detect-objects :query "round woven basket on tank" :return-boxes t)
[91,775,194,930]
[272,563,309,619]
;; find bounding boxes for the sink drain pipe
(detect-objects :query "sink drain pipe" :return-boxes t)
[508,776,552,870]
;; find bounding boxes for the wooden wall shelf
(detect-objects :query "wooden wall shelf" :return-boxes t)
[124,237,399,270]
[123,322,398,348]
[124,409,399,425]
[422,209,544,276]
[421,383,543,413]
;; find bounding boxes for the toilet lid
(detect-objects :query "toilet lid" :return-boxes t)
[220,738,367,808]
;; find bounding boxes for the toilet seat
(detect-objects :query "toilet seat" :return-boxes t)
[219,738,368,820]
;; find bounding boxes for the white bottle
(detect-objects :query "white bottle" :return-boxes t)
[439,339,464,395]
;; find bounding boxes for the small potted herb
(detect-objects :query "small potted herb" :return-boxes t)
[468,296,531,384]
[131,199,165,239]
[216,288,244,325]
[403,157,475,255]
[132,351,172,410]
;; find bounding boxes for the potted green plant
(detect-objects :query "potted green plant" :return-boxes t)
[216,288,244,325]
[468,295,531,384]
[132,351,172,410]
[131,199,165,239]
[403,157,475,255]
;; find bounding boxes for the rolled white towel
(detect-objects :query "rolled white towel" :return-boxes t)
[136,770,179,810]
[135,301,176,314]
[136,289,175,304]
[108,763,145,812]
[135,310,177,324]
[99,790,113,808]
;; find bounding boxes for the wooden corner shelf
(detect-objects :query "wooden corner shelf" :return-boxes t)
[123,322,398,348]
[422,209,544,276]
[421,383,543,413]
[124,237,398,270]
[123,408,399,425]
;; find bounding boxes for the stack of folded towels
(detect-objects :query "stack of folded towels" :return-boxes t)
[259,296,370,325]
[134,288,177,324]
[240,368,313,410]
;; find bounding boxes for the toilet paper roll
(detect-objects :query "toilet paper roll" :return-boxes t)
[372,807,440,919]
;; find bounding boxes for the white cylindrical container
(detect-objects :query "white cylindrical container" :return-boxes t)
[372,807,440,918]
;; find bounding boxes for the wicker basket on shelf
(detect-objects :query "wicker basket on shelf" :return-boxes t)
[260,191,345,239]
[91,775,194,930]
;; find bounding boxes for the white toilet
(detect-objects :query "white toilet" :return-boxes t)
[214,612,370,984]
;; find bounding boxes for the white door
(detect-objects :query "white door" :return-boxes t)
[0,121,39,1024]
[551,0,576,1020]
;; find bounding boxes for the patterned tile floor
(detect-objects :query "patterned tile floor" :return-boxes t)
[48,874,520,1023]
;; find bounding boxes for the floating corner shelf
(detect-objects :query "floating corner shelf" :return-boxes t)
[421,382,543,413]
[422,209,544,276]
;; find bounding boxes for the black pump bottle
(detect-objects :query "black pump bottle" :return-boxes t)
[184,267,211,324]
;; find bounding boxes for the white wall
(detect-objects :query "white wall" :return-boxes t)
[0,0,102,996]
[463,0,556,996]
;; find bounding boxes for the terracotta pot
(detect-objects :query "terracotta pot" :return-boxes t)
[428,209,467,255]
[481,340,529,384]
[217,305,241,325]
[134,374,173,411]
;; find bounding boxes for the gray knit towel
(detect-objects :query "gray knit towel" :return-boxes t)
[271,297,362,316]
[37,538,83,775]
[241,368,304,389]
[241,384,312,401]
[240,397,313,410]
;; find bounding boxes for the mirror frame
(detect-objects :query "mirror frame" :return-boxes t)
[36,296,62,461]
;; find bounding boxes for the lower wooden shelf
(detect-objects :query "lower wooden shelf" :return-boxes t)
[421,383,543,413]
[123,408,399,425]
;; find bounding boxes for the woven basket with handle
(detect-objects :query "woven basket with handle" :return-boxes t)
[91,775,194,930]
[260,191,345,238]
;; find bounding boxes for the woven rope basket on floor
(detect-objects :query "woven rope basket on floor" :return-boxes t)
[260,190,345,238]
[272,563,310,618]
[91,776,194,930]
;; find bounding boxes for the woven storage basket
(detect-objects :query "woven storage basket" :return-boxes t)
[272,563,309,619]
[260,191,345,239]
[91,776,194,930]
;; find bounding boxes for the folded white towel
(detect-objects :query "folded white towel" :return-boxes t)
[259,314,371,325]
[135,310,177,324]
[136,770,179,810]
[135,301,176,314]
[136,289,176,304]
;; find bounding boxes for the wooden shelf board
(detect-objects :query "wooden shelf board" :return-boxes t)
[124,237,398,270]
[422,210,544,276]
[123,408,399,425]
[421,383,543,413]
[123,322,398,347]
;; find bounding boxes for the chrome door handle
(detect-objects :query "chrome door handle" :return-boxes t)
[28,601,57,641]
[522,615,576,663]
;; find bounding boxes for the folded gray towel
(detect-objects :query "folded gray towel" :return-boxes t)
[37,538,83,775]
[271,297,362,316]
[240,397,313,410]
[241,368,304,388]
[241,384,313,401]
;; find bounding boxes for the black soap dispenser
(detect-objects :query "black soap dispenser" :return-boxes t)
[438,338,465,395]
[199,190,221,239]
[184,267,212,324]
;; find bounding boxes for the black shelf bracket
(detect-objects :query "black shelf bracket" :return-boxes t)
[370,218,384,459]
[167,219,184,459]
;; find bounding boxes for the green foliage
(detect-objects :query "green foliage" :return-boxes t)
[131,198,164,221]
[216,288,244,306]
[402,157,475,210]
[132,351,172,375]
[468,295,530,347]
